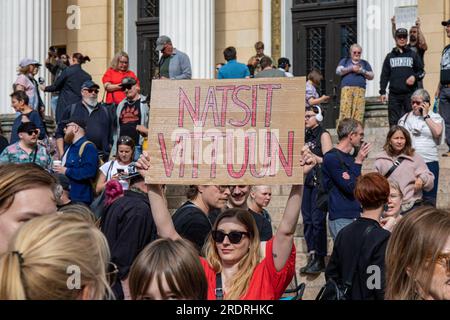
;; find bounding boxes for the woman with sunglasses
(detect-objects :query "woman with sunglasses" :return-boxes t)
[41,53,92,123]
[136,151,316,300]
[0,212,114,300]
[336,43,374,124]
[398,89,444,206]
[96,136,135,195]
[385,206,450,300]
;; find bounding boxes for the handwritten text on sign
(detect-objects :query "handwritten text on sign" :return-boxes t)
[146,78,305,185]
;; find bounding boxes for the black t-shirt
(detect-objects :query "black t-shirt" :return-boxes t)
[172,201,212,252]
[248,209,273,241]
[119,99,141,145]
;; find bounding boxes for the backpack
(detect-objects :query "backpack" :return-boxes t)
[315,149,349,212]
[78,140,103,191]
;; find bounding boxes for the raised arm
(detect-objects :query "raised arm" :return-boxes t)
[136,152,181,240]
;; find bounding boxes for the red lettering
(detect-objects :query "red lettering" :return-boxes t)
[216,86,235,127]
[251,85,258,127]
[201,87,220,127]
[226,132,249,179]
[259,84,282,127]
[157,133,187,177]
[229,85,251,127]
[178,87,201,127]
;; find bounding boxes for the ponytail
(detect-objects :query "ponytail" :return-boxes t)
[0,252,27,300]
[72,53,91,65]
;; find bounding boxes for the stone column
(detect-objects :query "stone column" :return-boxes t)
[160,0,214,79]
[358,0,418,97]
[0,0,51,115]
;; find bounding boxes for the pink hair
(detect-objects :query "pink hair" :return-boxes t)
[104,180,124,206]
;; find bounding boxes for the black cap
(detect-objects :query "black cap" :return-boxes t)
[17,122,38,133]
[395,28,408,37]
[63,118,87,130]
[442,19,450,26]
[278,57,291,68]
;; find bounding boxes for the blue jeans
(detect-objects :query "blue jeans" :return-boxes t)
[51,95,59,115]
[301,185,328,257]
[328,218,354,240]
[423,161,439,207]
[134,145,143,161]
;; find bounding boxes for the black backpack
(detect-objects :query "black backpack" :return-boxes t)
[316,149,349,212]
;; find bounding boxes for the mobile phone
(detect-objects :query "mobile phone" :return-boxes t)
[117,169,125,174]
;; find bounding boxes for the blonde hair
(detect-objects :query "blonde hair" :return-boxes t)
[203,208,261,300]
[0,164,57,214]
[0,213,113,300]
[385,207,450,300]
[110,51,129,70]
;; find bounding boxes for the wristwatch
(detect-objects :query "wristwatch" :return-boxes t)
[423,115,431,120]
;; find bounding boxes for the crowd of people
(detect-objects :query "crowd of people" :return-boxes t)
[0,16,449,301]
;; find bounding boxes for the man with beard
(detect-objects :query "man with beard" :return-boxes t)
[55,80,113,161]
[208,185,273,241]
[53,118,99,205]
[380,28,425,127]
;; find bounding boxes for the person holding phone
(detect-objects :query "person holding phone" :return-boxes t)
[95,136,135,194]
[398,89,443,206]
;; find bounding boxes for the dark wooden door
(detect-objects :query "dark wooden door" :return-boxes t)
[136,0,160,99]
[292,0,357,128]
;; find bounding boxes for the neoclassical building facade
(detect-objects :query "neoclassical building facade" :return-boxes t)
[1,0,449,127]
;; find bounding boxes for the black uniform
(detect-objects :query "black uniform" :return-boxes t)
[380,46,425,127]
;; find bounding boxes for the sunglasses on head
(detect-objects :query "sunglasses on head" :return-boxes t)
[211,230,250,244]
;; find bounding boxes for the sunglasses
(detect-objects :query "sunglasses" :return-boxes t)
[106,262,119,286]
[352,51,362,54]
[211,230,250,244]
[84,89,99,94]
[26,130,39,136]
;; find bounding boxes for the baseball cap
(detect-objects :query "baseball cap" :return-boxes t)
[81,80,100,90]
[17,122,38,133]
[19,58,41,68]
[442,19,450,26]
[278,57,291,68]
[395,28,408,37]
[63,118,87,130]
[155,35,172,52]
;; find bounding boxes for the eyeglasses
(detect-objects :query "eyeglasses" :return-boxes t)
[26,130,39,136]
[211,230,250,244]
[305,114,315,120]
[64,124,77,130]
[106,262,119,286]
[214,185,231,193]
[86,89,99,94]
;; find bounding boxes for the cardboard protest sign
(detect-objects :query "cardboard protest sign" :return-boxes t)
[145,77,305,185]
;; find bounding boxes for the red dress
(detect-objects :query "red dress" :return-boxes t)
[201,238,296,300]
[101,68,140,104]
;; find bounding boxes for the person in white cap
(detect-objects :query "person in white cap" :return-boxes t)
[155,35,192,80]
[14,58,44,114]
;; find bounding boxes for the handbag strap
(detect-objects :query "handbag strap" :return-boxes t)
[32,145,38,163]
[215,273,224,300]
[343,224,376,288]
[384,158,405,179]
